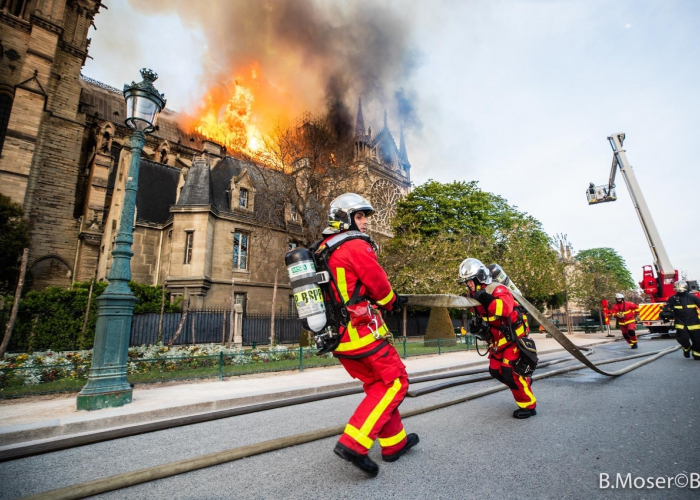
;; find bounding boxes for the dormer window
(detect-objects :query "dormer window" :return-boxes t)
[290,204,298,222]
[239,188,249,209]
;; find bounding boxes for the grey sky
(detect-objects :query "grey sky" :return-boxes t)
[84,0,700,284]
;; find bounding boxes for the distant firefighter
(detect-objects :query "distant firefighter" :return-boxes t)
[609,293,639,349]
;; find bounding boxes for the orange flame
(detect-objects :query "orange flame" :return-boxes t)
[185,61,305,159]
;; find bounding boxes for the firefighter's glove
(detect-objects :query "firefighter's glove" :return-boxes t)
[393,294,409,313]
[473,289,495,309]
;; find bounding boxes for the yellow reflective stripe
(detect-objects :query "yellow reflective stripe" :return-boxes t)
[494,299,503,317]
[675,306,685,309]
[692,351,700,357]
[620,319,635,325]
[676,323,684,328]
[336,268,350,303]
[378,428,406,447]
[343,424,374,449]
[688,324,700,330]
[334,323,389,352]
[482,316,496,322]
[497,337,509,347]
[360,378,403,436]
[516,376,536,408]
[376,289,395,306]
[515,325,525,337]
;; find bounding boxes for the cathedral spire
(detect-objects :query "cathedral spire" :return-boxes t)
[383,109,388,129]
[355,98,366,139]
[399,126,410,165]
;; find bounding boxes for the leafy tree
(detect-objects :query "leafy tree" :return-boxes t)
[575,248,636,291]
[7,281,181,352]
[392,180,522,238]
[381,180,563,308]
[0,194,30,294]
[568,247,636,317]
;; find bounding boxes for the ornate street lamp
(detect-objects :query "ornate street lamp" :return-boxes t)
[77,69,166,411]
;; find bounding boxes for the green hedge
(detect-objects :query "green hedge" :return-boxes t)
[4,281,181,353]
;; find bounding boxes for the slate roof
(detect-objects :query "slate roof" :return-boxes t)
[136,160,180,224]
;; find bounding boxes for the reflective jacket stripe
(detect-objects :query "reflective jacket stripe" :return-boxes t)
[494,299,504,317]
[335,323,389,352]
[376,290,395,306]
[336,268,350,303]
[620,318,635,325]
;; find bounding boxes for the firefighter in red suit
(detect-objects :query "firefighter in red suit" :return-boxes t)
[317,193,418,477]
[459,258,537,419]
[609,293,639,348]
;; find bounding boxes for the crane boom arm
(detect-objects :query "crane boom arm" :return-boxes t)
[608,133,675,279]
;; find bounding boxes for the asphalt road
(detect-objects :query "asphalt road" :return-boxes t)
[1,338,698,499]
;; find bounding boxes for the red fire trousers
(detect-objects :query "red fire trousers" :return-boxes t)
[489,344,537,410]
[337,346,409,457]
[620,323,637,346]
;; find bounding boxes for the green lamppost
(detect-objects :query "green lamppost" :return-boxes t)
[77,69,166,411]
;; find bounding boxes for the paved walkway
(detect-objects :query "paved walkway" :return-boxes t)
[0,332,622,446]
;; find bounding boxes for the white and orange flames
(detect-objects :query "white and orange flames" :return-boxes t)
[183,61,308,159]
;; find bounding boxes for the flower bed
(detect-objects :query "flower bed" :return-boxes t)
[0,344,307,393]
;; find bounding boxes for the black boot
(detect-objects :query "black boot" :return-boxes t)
[631,343,638,349]
[513,408,537,419]
[334,442,379,477]
[682,347,691,358]
[382,433,420,462]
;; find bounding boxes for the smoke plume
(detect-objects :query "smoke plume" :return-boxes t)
[129,0,420,135]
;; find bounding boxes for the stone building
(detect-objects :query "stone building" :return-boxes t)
[0,1,413,311]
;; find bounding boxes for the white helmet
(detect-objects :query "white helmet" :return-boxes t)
[326,193,374,233]
[674,280,688,293]
[458,258,492,286]
[615,293,624,300]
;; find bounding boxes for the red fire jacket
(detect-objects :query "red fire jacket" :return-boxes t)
[323,233,398,357]
[473,284,527,353]
[609,301,639,326]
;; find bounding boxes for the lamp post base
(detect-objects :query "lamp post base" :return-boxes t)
[77,388,132,411]
[76,292,137,411]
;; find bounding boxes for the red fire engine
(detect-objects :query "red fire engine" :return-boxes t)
[587,133,700,333]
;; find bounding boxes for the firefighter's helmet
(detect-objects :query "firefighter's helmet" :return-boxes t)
[326,193,374,233]
[674,280,688,293]
[615,293,624,300]
[458,258,492,286]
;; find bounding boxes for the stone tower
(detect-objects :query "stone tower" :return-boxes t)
[0,0,103,288]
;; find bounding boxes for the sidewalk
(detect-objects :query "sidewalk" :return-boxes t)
[0,333,619,447]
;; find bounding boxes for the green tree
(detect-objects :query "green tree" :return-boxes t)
[380,180,563,308]
[0,194,30,294]
[568,247,636,317]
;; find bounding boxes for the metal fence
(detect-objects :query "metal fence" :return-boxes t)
[129,310,305,347]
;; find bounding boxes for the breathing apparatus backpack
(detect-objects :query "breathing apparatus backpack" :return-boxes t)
[285,231,375,355]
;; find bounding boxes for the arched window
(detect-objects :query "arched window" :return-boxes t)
[0,93,12,156]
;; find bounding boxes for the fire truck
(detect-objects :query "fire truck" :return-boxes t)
[587,133,700,333]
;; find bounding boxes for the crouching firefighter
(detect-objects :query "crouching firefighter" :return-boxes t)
[285,193,417,477]
[460,258,538,419]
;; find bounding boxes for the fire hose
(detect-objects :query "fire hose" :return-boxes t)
[15,294,680,499]
[403,293,675,377]
[21,344,677,500]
